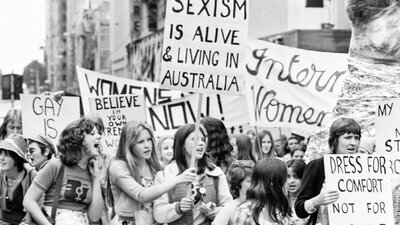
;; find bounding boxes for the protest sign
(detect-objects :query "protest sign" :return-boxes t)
[159,0,248,95]
[324,154,394,225]
[89,94,146,154]
[20,94,80,143]
[375,99,400,155]
[149,93,249,135]
[245,39,348,132]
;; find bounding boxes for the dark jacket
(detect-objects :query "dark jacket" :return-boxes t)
[294,157,325,225]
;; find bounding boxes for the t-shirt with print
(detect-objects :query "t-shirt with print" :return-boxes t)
[33,158,92,212]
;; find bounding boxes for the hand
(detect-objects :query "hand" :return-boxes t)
[313,189,339,207]
[179,197,193,213]
[88,157,103,179]
[205,206,220,220]
[173,167,197,185]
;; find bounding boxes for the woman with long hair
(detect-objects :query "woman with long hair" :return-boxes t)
[0,134,36,225]
[252,130,276,161]
[23,117,104,225]
[0,109,22,141]
[230,134,254,162]
[154,123,233,225]
[108,121,196,225]
[230,157,291,225]
[200,117,234,173]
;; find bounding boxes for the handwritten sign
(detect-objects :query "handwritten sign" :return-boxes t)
[20,94,80,143]
[245,39,348,132]
[76,66,183,114]
[324,154,394,225]
[375,99,400,155]
[89,94,146,154]
[159,0,248,95]
[149,93,249,135]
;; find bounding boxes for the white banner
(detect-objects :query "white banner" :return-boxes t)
[149,93,249,135]
[245,39,348,132]
[76,66,183,114]
[20,94,80,144]
[324,154,394,225]
[89,94,146,154]
[77,67,249,135]
[375,99,400,155]
[159,0,248,95]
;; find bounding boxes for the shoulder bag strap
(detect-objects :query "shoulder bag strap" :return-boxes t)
[50,164,65,224]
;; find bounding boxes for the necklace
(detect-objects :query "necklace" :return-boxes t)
[6,172,23,186]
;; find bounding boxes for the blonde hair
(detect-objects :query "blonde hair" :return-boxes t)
[115,121,161,181]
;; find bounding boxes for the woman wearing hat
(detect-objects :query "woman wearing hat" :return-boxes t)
[27,134,56,171]
[0,134,37,225]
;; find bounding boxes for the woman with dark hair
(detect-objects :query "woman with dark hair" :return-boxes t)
[27,134,56,171]
[0,134,36,225]
[154,123,233,225]
[0,109,22,141]
[23,117,104,225]
[230,134,254,162]
[230,157,291,225]
[200,117,234,173]
[252,130,276,161]
[212,160,254,225]
[286,159,307,225]
[108,121,195,225]
[281,136,300,162]
[295,117,361,225]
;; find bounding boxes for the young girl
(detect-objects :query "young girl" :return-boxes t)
[252,130,276,161]
[286,159,307,225]
[153,123,233,225]
[108,121,196,225]
[212,160,255,225]
[157,135,174,168]
[23,117,104,225]
[230,157,291,225]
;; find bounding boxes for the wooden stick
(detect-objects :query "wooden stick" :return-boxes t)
[190,93,203,168]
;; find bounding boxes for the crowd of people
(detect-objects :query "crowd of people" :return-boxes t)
[0,107,375,225]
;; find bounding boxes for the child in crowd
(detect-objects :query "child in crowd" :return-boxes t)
[157,135,174,168]
[212,160,255,225]
[286,159,308,225]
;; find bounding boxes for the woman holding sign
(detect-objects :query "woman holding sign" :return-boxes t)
[153,123,232,225]
[295,117,361,225]
[107,121,196,225]
[23,117,104,225]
